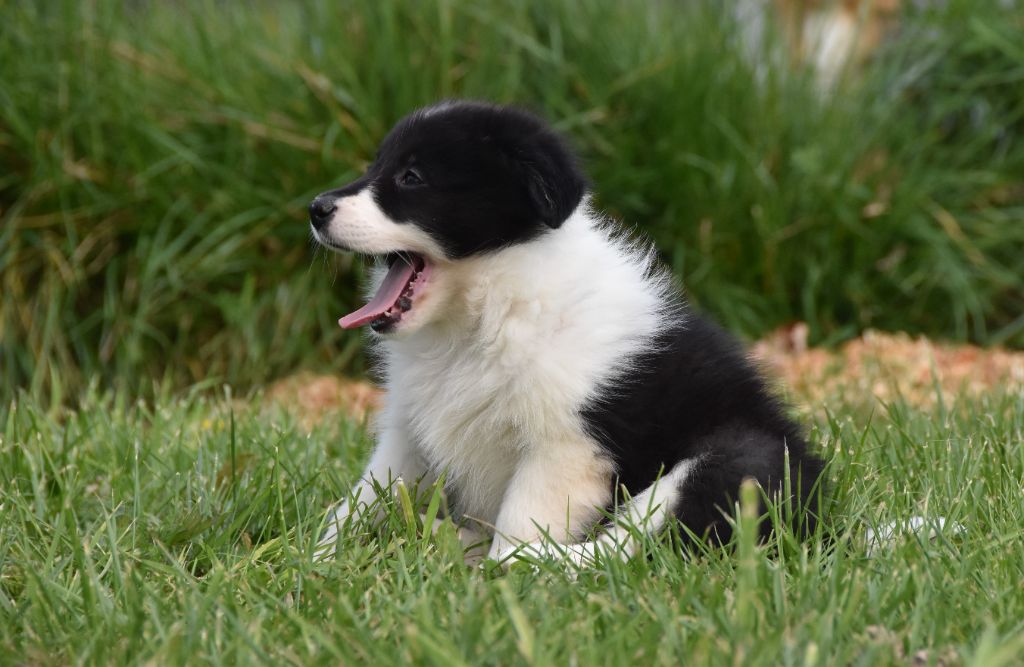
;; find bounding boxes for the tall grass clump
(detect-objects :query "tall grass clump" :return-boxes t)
[2,0,1022,400]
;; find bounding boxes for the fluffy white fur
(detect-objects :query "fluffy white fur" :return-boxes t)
[315,197,690,564]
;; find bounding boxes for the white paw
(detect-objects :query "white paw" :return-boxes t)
[313,509,345,561]
[865,516,965,555]
[313,477,404,561]
[495,540,601,572]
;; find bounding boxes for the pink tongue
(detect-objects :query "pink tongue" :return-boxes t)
[338,260,416,329]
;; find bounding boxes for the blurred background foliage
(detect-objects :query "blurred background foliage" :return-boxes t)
[1,0,1022,403]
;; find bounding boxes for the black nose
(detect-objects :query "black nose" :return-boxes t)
[308,196,337,230]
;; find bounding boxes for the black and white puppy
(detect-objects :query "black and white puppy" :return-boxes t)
[310,101,823,566]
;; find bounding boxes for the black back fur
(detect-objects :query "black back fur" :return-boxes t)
[583,316,825,544]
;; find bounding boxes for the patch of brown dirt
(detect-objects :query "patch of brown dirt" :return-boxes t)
[266,328,1022,425]
[265,372,381,427]
[752,323,1024,407]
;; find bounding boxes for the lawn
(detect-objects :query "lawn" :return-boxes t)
[2,384,1022,665]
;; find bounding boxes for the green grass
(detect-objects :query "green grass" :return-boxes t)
[1,387,1022,665]
[2,0,1023,401]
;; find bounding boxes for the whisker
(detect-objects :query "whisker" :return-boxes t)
[397,251,412,267]
[308,231,324,273]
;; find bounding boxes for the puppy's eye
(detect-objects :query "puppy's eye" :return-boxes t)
[398,168,425,187]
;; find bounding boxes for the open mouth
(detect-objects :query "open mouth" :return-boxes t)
[339,252,431,333]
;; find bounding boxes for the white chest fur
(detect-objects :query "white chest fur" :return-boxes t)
[377,206,673,527]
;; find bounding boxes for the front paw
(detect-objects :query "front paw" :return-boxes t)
[313,505,350,561]
[493,540,600,571]
[314,477,408,561]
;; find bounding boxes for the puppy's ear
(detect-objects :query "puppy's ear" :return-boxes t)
[518,137,587,229]
[485,105,588,228]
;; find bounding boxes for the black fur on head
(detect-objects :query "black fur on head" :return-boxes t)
[315,101,588,258]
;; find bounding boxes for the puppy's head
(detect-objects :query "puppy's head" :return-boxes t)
[309,101,586,335]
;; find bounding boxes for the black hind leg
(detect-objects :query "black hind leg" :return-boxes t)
[673,425,824,546]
